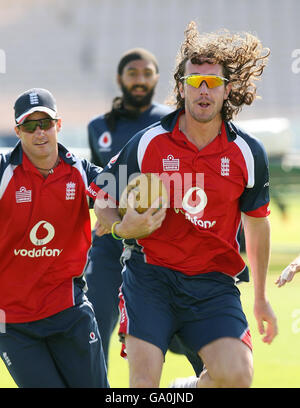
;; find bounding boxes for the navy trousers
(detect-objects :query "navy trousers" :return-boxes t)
[0,300,109,388]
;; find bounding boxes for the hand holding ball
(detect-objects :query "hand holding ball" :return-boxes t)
[118,173,168,218]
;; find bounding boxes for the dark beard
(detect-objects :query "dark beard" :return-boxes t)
[120,83,155,109]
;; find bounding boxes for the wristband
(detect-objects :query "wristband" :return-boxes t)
[111,221,123,240]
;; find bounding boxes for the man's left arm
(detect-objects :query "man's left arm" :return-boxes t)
[242,214,278,344]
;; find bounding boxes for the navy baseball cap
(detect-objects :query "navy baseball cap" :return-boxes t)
[14,88,57,124]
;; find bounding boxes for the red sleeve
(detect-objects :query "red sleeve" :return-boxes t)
[244,202,270,217]
[86,182,100,200]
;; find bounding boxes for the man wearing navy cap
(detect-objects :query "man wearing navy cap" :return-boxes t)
[0,88,109,388]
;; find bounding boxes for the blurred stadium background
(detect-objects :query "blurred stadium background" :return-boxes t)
[0,0,300,149]
[0,0,300,388]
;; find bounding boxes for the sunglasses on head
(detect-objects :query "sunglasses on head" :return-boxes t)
[180,74,229,89]
[17,118,58,133]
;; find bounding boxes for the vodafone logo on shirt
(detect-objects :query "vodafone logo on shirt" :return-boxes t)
[182,187,207,215]
[174,186,216,229]
[29,221,55,245]
[14,221,63,258]
[98,131,112,152]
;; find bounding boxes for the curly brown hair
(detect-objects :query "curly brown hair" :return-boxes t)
[169,21,270,121]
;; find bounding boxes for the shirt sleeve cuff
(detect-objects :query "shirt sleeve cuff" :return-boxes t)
[244,202,270,217]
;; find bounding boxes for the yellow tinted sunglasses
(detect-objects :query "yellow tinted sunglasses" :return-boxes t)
[181,74,228,89]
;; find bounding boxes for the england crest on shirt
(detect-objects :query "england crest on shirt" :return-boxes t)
[66,182,76,200]
[221,157,230,176]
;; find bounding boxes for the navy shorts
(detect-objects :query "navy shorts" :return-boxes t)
[119,252,252,356]
[0,300,109,388]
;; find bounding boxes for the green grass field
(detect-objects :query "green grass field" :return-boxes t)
[1,195,299,388]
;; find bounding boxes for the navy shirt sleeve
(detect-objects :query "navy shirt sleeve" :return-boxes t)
[88,119,105,168]
[239,135,270,214]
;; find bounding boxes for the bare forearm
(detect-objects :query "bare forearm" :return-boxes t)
[243,215,270,300]
[289,254,300,269]
[243,214,277,343]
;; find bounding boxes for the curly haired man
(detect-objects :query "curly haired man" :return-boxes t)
[89,22,278,388]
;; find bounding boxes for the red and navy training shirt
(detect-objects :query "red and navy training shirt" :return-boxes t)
[0,142,101,323]
[88,109,270,279]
